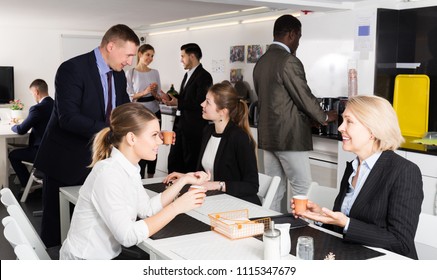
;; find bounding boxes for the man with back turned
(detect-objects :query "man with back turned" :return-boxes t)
[253,15,337,212]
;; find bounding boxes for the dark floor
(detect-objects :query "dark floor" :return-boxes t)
[1,175,43,260]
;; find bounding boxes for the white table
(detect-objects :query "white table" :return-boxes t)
[0,123,28,188]
[59,178,410,260]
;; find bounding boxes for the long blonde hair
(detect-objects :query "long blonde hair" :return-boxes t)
[90,103,157,167]
[346,95,404,151]
[208,83,256,149]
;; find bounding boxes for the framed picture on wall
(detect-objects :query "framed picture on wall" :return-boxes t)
[247,45,263,63]
[230,45,245,63]
[230,69,243,83]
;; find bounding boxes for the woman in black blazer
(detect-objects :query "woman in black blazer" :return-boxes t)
[294,96,423,259]
[164,83,260,205]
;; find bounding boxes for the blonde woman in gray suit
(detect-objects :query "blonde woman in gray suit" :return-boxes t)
[294,95,423,259]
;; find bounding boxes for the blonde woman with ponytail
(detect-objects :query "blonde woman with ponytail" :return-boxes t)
[164,83,260,205]
[60,103,209,260]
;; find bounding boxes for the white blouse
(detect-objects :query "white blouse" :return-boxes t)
[126,68,161,113]
[60,147,163,260]
[201,135,222,181]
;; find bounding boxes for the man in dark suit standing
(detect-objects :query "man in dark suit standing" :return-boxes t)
[164,43,212,173]
[253,15,337,212]
[34,24,139,247]
[9,79,54,188]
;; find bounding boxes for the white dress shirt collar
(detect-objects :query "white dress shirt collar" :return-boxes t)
[184,63,199,87]
[38,96,49,104]
[110,147,141,178]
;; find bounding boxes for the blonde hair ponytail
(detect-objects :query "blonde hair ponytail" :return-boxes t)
[90,127,113,167]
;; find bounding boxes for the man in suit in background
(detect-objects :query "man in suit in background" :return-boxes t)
[34,24,138,247]
[9,79,54,188]
[253,15,337,212]
[164,43,213,173]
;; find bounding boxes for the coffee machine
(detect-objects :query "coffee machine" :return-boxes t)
[319,97,348,136]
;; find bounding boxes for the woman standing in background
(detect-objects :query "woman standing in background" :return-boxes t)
[126,44,162,178]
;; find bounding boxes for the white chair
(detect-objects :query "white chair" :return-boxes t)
[0,187,19,207]
[307,181,338,209]
[14,244,40,260]
[257,173,281,209]
[6,205,51,260]
[0,189,51,259]
[2,216,29,249]
[20,161,43,203]
[414,213,437,260]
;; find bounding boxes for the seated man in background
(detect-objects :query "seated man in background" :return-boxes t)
[8,79,54,188]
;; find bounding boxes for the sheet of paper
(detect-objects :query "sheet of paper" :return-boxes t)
[169,232,263,260]
[193,195,275,219]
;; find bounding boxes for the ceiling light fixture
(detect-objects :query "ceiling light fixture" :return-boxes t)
[148,28,187,36]
[242,6,269,12]
[241,15,279,24]
[149,19,187,27]
[189,10,239,21]
[189,21,239,31]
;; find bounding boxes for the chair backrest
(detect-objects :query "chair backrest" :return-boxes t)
[2,216,30,249]
[258,173,281,209]
[414,213,437,259]
[14,244,40,260]
[307,182,338,209]
[6,204,50,260]
[0,188,19,207]
[20,162,43,203]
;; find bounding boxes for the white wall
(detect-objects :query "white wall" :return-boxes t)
[0,27,60,108]
[0,26,103,110]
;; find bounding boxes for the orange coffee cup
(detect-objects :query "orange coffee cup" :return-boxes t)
[189,185,205,192]
[162,130,174,145]
[293,195,308,214]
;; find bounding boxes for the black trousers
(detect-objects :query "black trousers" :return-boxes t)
[8,146,38,187]
[138,110,161,177]
[41,175,84,247]
[167,116,203,174]
[139,158,157,178]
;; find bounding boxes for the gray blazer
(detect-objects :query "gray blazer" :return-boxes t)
[253,44,326,151]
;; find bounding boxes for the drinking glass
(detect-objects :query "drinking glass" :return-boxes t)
[296,236,314,260]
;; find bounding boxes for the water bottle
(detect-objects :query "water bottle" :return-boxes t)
[348,60,358,97]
